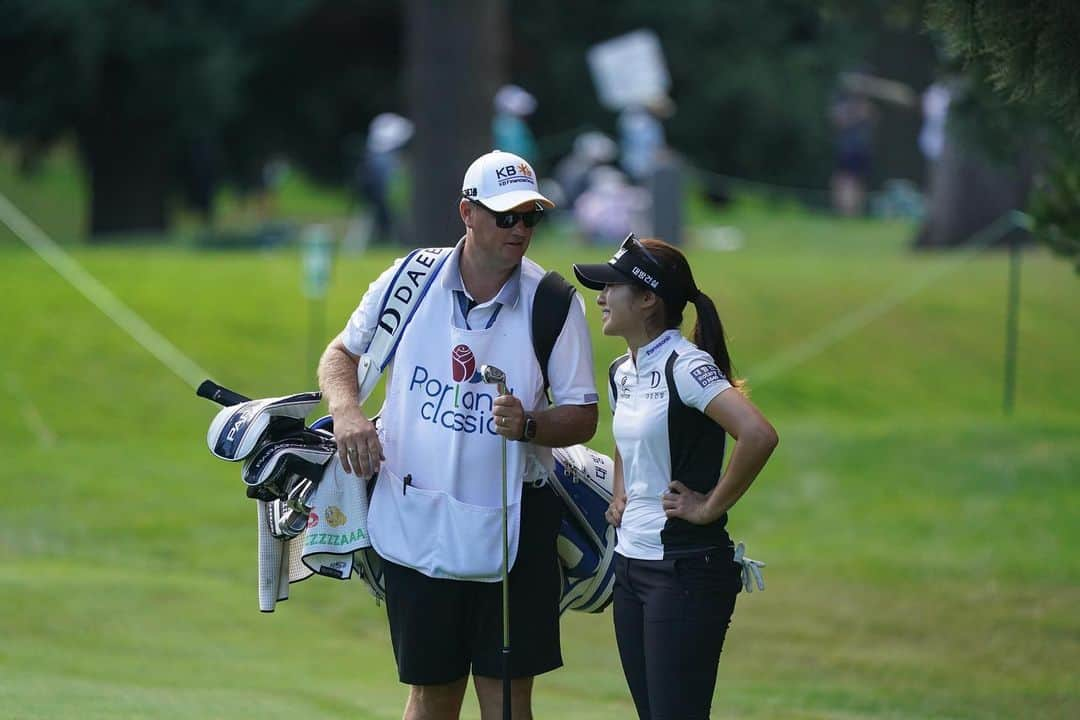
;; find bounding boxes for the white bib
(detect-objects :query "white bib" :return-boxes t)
[367,279,544,580]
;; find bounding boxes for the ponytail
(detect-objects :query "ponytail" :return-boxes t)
[690,291,739,387]
[638,237,742,389]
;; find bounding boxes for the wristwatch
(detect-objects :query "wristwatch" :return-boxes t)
[518,414,538,442]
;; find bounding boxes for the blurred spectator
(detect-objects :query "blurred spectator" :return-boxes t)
[919,81,953,163]
[574,165,651,245]
[829,87,875,216]
[182,136,218,226]
[553,131,619,208]
[252,155,290,223]
[617,95,673,184]
[493,84,539,165]
[360,112,414,245]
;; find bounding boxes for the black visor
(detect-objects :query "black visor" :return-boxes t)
[573,234,682,304]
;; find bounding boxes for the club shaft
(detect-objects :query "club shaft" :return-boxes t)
[501,434,511,719]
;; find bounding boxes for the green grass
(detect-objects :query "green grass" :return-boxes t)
[1,172,1078,718]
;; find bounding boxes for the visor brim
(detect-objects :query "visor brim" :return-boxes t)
[572,263,632,290]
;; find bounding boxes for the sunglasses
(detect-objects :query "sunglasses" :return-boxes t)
[467,198,545,229]
[619,233,662,265]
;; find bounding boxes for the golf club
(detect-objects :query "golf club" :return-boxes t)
[479,363,512,720]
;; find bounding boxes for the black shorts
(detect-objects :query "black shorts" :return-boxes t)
[383,485,564,685]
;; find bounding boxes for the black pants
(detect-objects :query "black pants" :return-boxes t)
[613,550,741,720]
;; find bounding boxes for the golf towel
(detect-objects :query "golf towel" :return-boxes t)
[297,456,373,579]
[256,455,376,611]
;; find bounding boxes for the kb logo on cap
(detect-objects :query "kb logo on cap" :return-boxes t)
[495,163,533,180]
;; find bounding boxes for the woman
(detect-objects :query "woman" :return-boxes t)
[572,235,778,720]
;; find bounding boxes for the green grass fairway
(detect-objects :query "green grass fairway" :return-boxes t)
[1,200,1078,719]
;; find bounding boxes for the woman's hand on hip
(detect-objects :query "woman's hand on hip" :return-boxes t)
[605,493,627,527]
[662,481,714,525]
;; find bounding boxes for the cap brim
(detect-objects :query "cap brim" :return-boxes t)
[572,263,631,290]
[481,190,556,211]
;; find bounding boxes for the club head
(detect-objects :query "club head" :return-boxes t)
[479,364,505,385]
[479,364,509,395]
[286,476,317,513]
[269,498,309,539]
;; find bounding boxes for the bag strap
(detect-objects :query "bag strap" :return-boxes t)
[532,270,576,394]
[357,246,453,403]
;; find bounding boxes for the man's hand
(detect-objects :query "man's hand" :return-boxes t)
[661,480,714,525]
[492,393,525,440]
[332,405,383,477]
[605,493,627,527]
[733,541,766,592]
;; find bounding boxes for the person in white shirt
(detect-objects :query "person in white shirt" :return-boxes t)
[319,150,599,720]
[572,235,778,720]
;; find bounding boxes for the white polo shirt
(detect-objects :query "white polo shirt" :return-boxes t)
[608,330,733,560]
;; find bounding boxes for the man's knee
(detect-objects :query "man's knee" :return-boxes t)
[404,677,468,720]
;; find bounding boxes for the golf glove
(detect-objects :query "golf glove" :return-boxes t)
[733,541,765,593]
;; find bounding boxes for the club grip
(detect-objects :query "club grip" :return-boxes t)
[196,379,251,407]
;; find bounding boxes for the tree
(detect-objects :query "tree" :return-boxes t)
[0,0,312,237]
[405,0,506,247]
[926,0,1080,269]
[0,0,403,239]
[510,0,867,190]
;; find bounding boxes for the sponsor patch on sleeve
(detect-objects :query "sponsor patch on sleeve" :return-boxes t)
[690,363,724,389]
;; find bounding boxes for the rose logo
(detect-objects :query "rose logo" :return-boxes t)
[451,344,476,382]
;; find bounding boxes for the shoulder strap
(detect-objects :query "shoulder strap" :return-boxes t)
[357,247,453,403]
[532,270,576,394]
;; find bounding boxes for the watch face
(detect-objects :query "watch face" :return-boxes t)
[523,416,537,441]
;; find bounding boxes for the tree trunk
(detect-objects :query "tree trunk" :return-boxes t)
[915,133,1033,248]
[79,121,172,239]
[405,0,506,247]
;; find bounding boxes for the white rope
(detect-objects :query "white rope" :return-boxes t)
[0,191,210,389]
[750,211,1032,385]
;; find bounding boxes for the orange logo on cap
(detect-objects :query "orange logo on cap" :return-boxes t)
[517,163,532,178]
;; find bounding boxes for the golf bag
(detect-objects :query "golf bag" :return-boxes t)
[201,381,619,614]
[551,445,617,614]
[203,385,385,612]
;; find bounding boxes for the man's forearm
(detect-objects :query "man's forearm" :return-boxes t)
[318,339,362,414]
[532,404,598,447]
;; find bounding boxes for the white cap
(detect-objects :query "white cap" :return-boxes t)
[461,150,555,211]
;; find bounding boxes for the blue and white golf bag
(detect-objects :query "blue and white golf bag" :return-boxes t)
[550,445,617,614]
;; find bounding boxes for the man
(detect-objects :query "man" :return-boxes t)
[318,149,599,720]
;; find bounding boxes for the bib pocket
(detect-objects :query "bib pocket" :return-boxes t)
[368,466,521,581]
